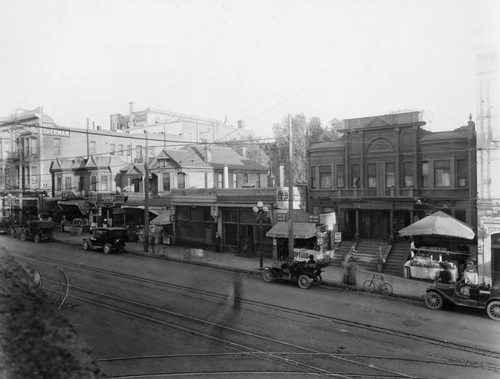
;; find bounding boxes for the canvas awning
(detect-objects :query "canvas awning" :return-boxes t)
[57,200,91,215]
[266,222,318,239]
[151,209,172,225]
[398,211,475,240]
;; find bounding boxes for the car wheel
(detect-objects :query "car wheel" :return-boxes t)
[34,234,41,244]
[20,232,27,241]
[314,275,322,285]
[298,275,311,289]
[103,244,112,254]
[424,291,444,310]
[82,241,90,251]
[486,300,500,321]
[262,269,274,283]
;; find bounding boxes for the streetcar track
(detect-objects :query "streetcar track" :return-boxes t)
[32,255,500,361]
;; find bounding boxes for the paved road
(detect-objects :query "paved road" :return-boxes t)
[4,236,500,378]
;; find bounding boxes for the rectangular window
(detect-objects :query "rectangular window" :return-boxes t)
[178,173,186,189]
[310,166,316,189]
[31,139,37,155]
[127,144,132,156]
[367,163,377,188]
[434,160,451,187]
[243,173,248,185]
[118,144,124,156]
[421,161,429,188]
[136,145,142,157]
[53,138,61,155]
[65,177,71,190]
[163,173,171,191]
[217,173,223,188]
[403,162,413,187]
[31,166,37,184]
[78,176,84,191]
[457,159,467,187]
[319,165,332,189]
[351,164,360,188]
[110,144,116,155]
[232,173,238,188]
[336,165,344,188]
[385,162,395,188]
[101,176,108,191]
[56,174,62,191]
[91,175,97,191]
[89,141,96,155]
[204,172,208,188]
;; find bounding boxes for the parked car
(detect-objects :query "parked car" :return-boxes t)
[424,279,500,321]
[82,227,128,254]
[0,217,10,235]
[11,220,55,243]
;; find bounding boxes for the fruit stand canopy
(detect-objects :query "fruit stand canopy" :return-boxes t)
[266,222,318,239]
[398,211,475,240]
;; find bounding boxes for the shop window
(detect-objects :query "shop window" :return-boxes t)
[176,206,189,221]
[434,160,451,187]
[367,163,377,188]
[385,162,395,188]
[403,161,413,187]
[421,161,429,188]
[190,207,204,220]
[319,165,332,189]
[223,224,238,245]
[223,209,238,223]
[457,159,467,187]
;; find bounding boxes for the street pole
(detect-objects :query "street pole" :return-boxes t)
[144,132,150,252]
[287,114,294,258]
[259,218,264,268]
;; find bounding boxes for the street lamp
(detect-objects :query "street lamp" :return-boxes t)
[253,201,270,269]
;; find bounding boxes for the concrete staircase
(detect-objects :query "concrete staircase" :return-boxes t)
[351,239,388,271]
[383,240,411,277]
[329,240,354,266]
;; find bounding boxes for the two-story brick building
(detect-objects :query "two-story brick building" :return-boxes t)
[308,111,477,241]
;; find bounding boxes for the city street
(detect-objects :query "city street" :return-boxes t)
[3,236,500,379]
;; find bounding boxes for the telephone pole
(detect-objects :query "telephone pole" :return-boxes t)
[287,114,294,258]
[144,131,150,252]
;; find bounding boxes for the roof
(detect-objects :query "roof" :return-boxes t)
[266,222,318,239]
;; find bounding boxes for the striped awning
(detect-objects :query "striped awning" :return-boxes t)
[266,222,318,239]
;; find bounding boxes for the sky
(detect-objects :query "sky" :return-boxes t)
[0,0,499,138]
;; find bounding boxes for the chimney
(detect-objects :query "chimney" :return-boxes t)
[279,164,285,187]
[129,102,134,114]
[204,143,212,163]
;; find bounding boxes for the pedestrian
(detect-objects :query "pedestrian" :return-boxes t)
[343,257,358,285]
[215,232,221,252]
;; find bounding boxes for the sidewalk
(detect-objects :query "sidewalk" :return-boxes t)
[53,231,429,301]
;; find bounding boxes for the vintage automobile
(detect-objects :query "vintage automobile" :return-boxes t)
[424,279,500,321]
[262,256,330,289]
[82,227,128,254]
[11,220,55,243]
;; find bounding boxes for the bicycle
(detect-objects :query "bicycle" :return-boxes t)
[363,274,393,296]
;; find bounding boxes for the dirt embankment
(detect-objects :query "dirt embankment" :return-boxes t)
[0,249,105,378]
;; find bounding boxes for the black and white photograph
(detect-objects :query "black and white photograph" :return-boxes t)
[0,0,499,378]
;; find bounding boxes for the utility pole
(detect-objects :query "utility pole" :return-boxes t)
[144,131,150,252]
[287,114,294,258]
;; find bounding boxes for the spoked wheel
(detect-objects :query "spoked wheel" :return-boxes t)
[424,291,444,310]
[103,244,112,254]
[380,283,393,296]
[34,234,41,244]
[486,300,500,321]
[20,232,27,241]
[363,280,375,293]
[262,269,274,283]
[314,274,322,285]
[298,275,311,289]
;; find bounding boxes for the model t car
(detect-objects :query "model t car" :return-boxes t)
[262,256,330,289]
[11,220,55,243]
[424,279,500,321]
[82,227,128,254]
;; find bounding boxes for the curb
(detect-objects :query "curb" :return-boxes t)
[54,237,422,302]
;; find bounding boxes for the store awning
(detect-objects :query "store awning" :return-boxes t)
[121,206,160,216]
[57,200,91,215]
[151,209,172,225]
[399,211,475,240]
[266,222,318,239]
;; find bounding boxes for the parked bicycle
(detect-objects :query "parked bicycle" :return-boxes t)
[363,274,393,296]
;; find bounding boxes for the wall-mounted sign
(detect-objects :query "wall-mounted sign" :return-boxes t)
[276,187,301,209]
[42,128,70,137]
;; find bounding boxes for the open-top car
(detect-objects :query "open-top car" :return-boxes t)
[262,256,331,289]
[11,220,55,243]
[424,279,500,321]
[82,227,127,254]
